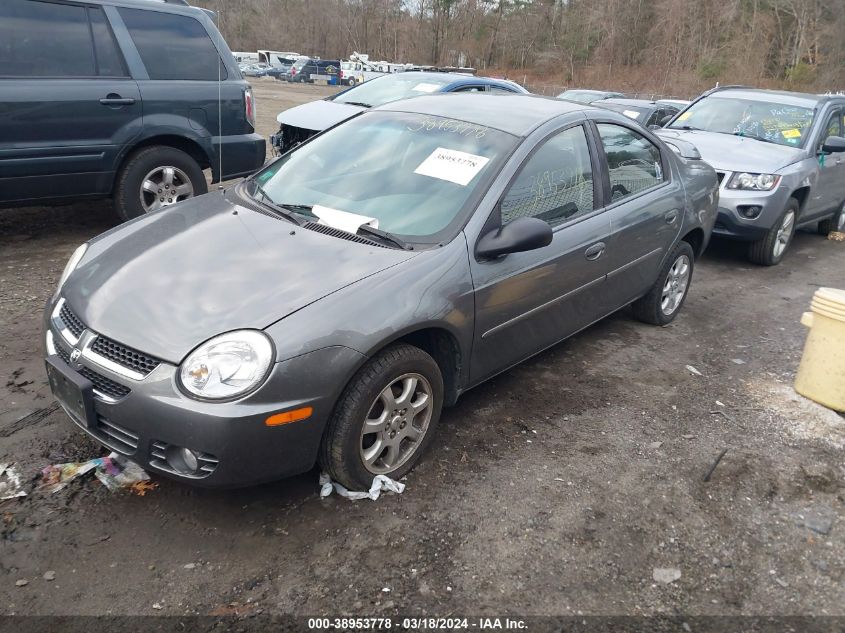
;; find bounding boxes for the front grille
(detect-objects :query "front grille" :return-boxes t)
[91,336,161,375]
[150,441,219,478]
[79,367,131,400]
[303,222,385,248]
[93,415,139,455]
[55,342,71,365]
[59,303,85,338]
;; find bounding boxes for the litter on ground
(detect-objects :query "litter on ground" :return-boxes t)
[40,452,150,493]
[0,463,27,500]
[319,472,405,501]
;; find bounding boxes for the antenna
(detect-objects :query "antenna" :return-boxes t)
[217,0,223,190]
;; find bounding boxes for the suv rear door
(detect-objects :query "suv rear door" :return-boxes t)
[0,0,141,206]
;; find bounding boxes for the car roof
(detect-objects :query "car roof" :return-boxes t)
[562,89,614,95]
[375,93,594,136]
[84,0,204,15]
[707,88,823,107]
[395,71,527,93]
[601,98,656,108]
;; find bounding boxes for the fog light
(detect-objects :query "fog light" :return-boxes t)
[165,445,200,474]
[739,205,763,219]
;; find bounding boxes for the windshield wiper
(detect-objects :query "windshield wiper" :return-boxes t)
[248,181,306,225]
[357,224,410,250]
[732,131,778,145]
[339,101,373,108]
[670,124,703,131]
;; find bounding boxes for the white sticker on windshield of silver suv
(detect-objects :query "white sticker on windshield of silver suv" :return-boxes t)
[414,147,490,186]
[412,82,442,93]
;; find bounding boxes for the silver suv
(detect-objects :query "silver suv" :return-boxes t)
[658,87,845,265]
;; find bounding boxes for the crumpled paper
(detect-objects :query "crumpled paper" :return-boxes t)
[0,463,27,500]
[319,472,405,501]
[40,452,150,493]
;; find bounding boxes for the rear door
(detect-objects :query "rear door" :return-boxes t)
[0,0,141,205]
[590,120,685,308]
[469,123,612,383]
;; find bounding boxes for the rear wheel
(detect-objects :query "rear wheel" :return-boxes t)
[631,241,694,326]
[114,146,207,221]
[818,200,845,235]
[319,344,443,490]
[747,199,798,266]
[348,78,357,87]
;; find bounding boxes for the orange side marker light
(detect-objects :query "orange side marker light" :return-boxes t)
[265,406,313,426]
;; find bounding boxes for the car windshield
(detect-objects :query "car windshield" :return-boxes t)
[600,103,650,120]
[668,96,815,147]
[332,73,454,108]
[249,111,517,241]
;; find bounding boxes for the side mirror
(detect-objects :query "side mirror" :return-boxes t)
[659,114,674,127]
[821,135,845,153]
[476,216,553,259]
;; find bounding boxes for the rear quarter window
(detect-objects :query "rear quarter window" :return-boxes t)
[118,8,226,81]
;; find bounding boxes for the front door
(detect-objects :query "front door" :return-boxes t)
[810,106,845,219]
[469,124,611,384]
[0,0,140,205]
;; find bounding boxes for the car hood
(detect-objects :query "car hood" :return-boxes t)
[275,99,366,132]
[63,190,415,363]
[656,129,804,173]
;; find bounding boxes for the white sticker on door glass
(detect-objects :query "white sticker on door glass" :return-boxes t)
[623,110,641,120]
[414,147,490,186]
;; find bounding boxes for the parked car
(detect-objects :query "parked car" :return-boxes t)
[288,58,340,84]
[272,71,529,153]
[596,98,684,129]
[241,63,269,77]
[267,63,292,80]
[45,94,717,489]
[558,89,625,104]
[0,0,265,220]
[659,87,845,265]
[340,60,365,86]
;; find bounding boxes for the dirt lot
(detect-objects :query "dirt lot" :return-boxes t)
[1,80,844,620]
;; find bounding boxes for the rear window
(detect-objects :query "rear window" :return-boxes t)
[0,0,126,78]
[119,8,226,81]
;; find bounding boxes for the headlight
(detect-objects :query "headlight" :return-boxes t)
[179,330,274,400]
[727,172,780,191]
[56,244,87,294]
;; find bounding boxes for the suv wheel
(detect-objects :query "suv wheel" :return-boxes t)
[818,200,845,235]
[319,343,443,490]
[115,146,207,221]
[631,241,694,325]
[747,199,798,266]
[348,78,357,87]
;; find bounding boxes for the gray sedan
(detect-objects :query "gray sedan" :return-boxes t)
[44,94,718,489]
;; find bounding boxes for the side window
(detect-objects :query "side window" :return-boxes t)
[89,8,128,77]
[823,109,843,141]
[596,123,664,202]
[0,0,96,77]
[454,85,485,93]
[119,8,226,81]
[488,86,517,94]
[500,125,595,227]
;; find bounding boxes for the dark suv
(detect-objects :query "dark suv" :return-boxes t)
[0,0,266,220]
[288,58,340,84]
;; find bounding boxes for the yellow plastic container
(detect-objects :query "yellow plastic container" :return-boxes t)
[795,287,845,412]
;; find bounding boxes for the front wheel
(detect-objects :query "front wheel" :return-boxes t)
[631,241,695,325]
[319,344,443,490]
[818,200,845,235]
[748,199,798,265]
[347,78,357,87]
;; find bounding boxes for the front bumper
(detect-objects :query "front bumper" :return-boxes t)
[712,173,792,241]
[43,298,365,488]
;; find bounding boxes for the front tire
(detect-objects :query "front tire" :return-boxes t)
[114,146,207,222]
[748,199,798,265]
[818,200,845,235]
[319,344,444,490]
[631,241,695,326]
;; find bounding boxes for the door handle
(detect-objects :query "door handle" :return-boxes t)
[99,96,135,106]
[665,210,679,223]
[584,242,605,261]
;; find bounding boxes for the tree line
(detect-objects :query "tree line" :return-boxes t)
[196,0,845,96]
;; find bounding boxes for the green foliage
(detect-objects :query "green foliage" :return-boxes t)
[786,63,816,85]
[697,59,726,81]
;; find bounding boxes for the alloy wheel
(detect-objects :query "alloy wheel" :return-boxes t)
[140,166,194,213]
[360,373,433,474]
[660,254,690,315]
[773,210,795,258]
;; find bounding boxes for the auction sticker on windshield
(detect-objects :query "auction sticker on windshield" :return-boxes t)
[414,147,490,185]
[412,82,442,93]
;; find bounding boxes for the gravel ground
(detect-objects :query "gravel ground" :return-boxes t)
[1,80,844,619]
